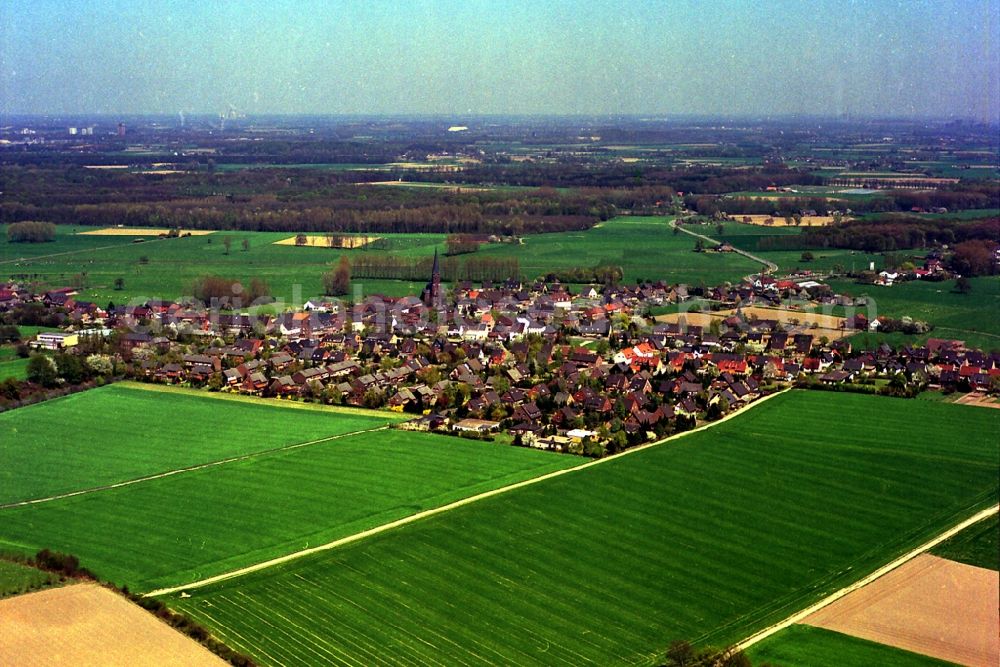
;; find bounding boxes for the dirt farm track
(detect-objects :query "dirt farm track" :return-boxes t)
[804,554,999,667]
[0,583,224,666]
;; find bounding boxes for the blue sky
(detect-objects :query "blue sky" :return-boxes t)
[2,0,997,119]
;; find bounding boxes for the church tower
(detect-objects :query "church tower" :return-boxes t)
[422,249,442,306]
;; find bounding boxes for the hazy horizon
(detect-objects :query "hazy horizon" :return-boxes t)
[2,0,998,121]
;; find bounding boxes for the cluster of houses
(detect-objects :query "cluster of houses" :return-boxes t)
[2,276,998,451]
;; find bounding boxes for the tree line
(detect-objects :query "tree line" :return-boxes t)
[798,217,999,253]
[349,254,520,282]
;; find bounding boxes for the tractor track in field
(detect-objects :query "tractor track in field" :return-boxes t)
[735,503,1000,652]
[0,238,162,265]
[145,389,791,598]
[0,425,392,511]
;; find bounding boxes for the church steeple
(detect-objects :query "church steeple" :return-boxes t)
[422,249,442,306]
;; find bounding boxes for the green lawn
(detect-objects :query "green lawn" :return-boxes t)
[0,559,59,599]
[0,383,403,504]
[0,428,578,590]
[166,391,999,666]
[747,625,955,667]
[930,514,999,571]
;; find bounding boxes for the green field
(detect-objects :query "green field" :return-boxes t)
[747,625,955,667]
[0,559,59,599]
[0,383,404,504]
[1,224,448,304]
[2,217,762,304]
[0,387,577,589]
[930,514,999,571]
[830,276,1000,350]
[164,391,999,665]
[0,355,29,381]
[476,216,759,284]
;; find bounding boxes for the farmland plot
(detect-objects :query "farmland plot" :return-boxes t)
[0,427,578,590]
[168,391,999,666]
[0,383,402,505]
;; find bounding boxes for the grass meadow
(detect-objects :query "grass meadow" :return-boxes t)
[747,625,954,667]
[165,391,999,666]
[0,383,404,505]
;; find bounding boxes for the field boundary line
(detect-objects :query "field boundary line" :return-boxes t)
[145,388,791,597]
[0,425,392,511]
[735,502,1000,652]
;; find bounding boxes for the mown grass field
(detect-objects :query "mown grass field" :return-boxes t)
[167,391,999,666]
[0,559,59,599]
[0,417,578,590]
[0,383,403,505]
[747,625,954,667]
[930,514,999,571]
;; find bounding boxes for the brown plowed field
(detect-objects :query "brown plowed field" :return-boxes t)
[804,554,999,667]
[0,583,225,666]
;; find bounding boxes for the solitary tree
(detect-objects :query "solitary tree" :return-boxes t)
[113,277,125,291]
[323,256,351,296]
[223,237,233,255]
[955,276,972,294]
[241,238,250,252]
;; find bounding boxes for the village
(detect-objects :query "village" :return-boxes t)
[3,263,998,456]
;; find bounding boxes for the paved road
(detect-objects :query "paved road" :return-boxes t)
[670,221,779,273]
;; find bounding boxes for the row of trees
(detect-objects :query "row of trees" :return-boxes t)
[799,217,999,253]
[348,254,521,283]
[190,276,272,303]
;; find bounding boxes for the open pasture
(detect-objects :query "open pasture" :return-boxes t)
[167,391,999,666]
[0,383,402,505]
[0,414,578,590]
